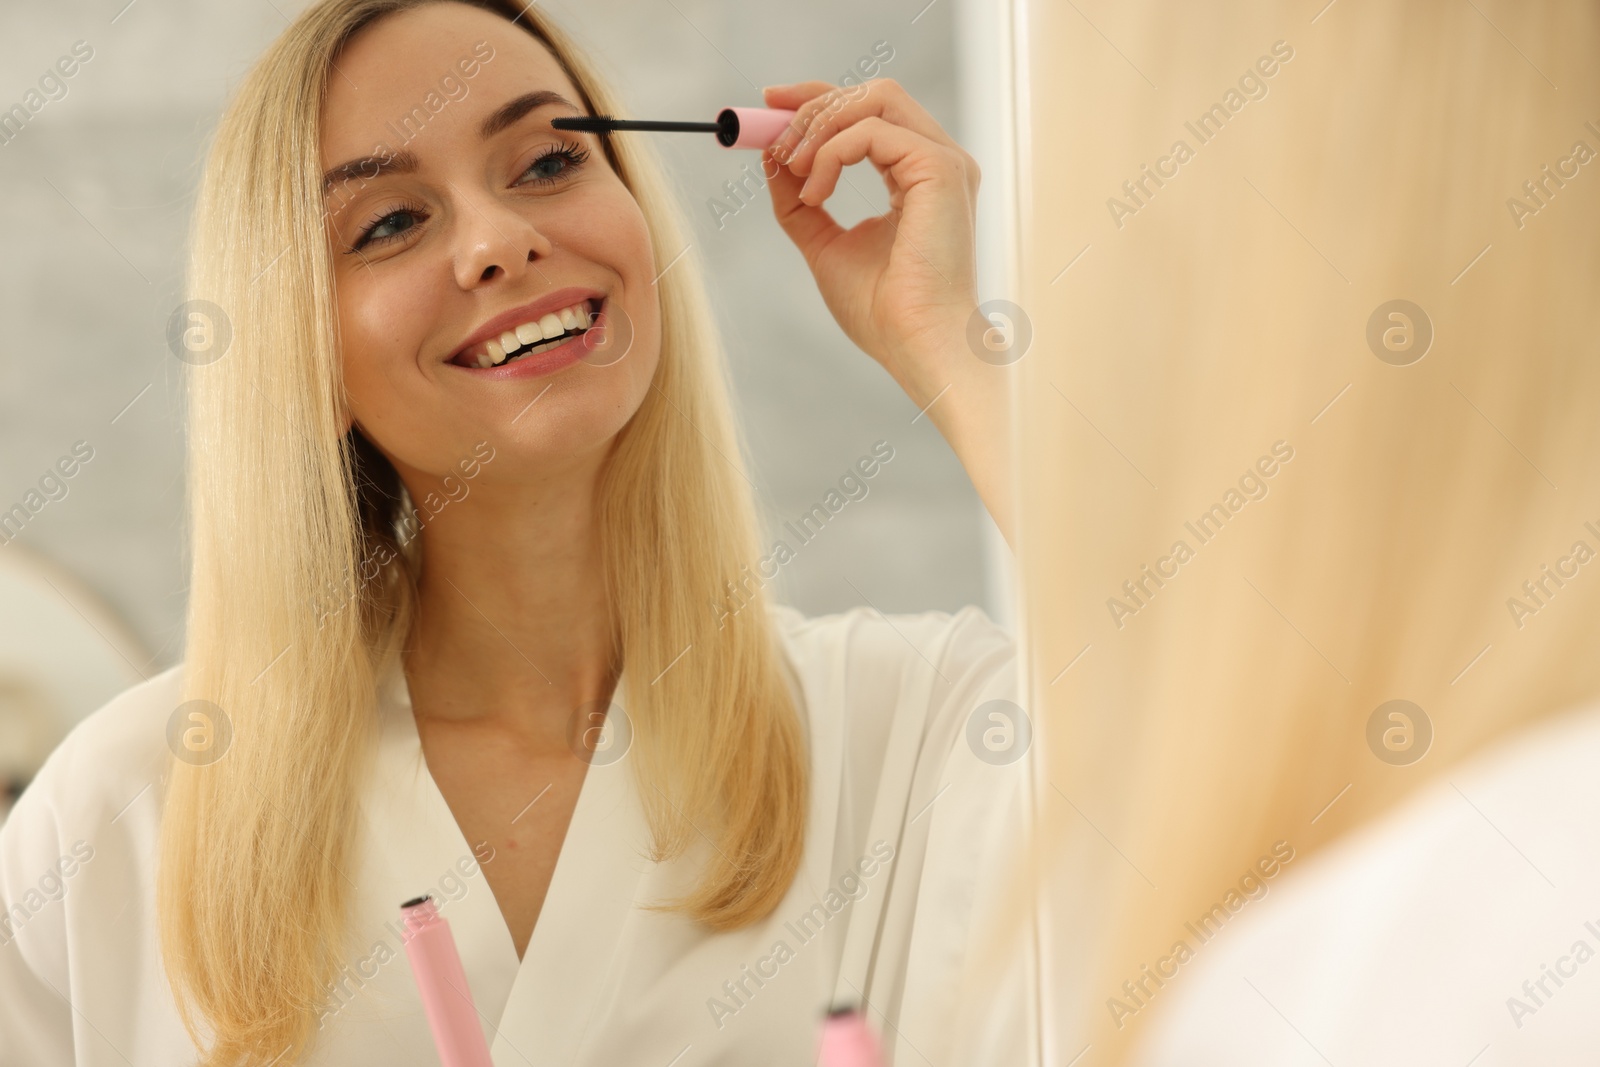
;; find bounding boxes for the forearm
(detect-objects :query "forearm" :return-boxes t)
[893,328,1017,553]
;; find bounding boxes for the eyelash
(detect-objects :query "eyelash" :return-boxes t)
[346,140,592,253]
[522,139,590,186]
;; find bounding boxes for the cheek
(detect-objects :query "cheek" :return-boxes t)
[601,194,662,347]
[611,207,655,281]
[337,265,441,407]
[553,183,655,285]
[545,183,662,361]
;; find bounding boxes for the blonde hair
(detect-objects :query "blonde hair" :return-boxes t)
[159,1,807,1061]
[1016,2,1600,1061]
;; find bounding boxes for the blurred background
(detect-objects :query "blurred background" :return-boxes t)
[1018,2,1600,1064]
[0,0,1014,820]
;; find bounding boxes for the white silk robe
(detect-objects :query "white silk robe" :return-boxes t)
[0,604,1036,1066]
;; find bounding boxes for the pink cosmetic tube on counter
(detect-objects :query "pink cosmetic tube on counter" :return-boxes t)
[400,895,495,1067]
[817,1006,884,1067]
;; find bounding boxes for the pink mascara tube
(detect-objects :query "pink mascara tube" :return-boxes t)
[551,106,798,150]
[817,1006,884,1067]
[400,895,496,1067]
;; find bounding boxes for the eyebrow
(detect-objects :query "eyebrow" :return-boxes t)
[321,90,584,194]
[323,149,419,193]
[479,89,582,139]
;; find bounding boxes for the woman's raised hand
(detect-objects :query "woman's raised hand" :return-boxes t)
[762,79,979,398]
[762,79,1014,548]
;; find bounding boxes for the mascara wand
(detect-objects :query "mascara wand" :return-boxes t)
[552,107,798,150]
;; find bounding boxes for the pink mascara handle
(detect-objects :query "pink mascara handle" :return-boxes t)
[817,1007,884,1067]
[716,106,798,149]
[401,896,495,1067]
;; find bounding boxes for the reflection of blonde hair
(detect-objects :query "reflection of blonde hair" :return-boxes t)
[1017,3,1600,1061]
[161,1,806,1060]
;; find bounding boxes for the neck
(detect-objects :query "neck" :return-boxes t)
[399,454,618,740]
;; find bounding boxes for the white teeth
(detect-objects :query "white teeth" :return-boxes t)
[463,302,597,368]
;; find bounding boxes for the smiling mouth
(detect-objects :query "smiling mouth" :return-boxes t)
[450,297,602,368]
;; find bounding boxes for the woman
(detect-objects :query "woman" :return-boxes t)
[0,1,1028,1065]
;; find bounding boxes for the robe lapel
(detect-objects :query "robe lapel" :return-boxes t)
[489,666,655,1066]
[332,653,524,1060]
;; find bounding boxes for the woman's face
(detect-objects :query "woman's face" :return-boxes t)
[319,2,659,491]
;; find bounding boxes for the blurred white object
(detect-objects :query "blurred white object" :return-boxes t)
[0,544,147,823]
[1134,701,1600,1067]
[956,0,1021,638]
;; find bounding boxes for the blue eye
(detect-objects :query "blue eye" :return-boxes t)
[343,139,589,255]
[520,140,590,186]
[350,203,426,252]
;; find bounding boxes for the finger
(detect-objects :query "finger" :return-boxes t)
[761,81,837,110]
[770,78,958,177]
[766,83,872,168]
[761,81,835,147]
[763,147,846,268]
[761,82,832,161]
[798,116,966,210]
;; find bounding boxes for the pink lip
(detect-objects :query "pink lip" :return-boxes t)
[447,296,612,381]
[446,286,606,363]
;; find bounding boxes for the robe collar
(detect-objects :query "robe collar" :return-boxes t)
[363,652,654,1065]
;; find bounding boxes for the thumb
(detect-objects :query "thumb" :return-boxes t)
[764,149,843,266]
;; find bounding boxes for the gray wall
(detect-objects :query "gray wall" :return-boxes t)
[0,0,997,677]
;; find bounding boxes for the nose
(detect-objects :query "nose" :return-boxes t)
[448,185,557,290]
